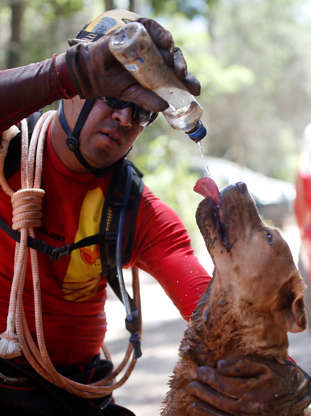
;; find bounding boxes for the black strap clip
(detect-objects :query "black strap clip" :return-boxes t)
[129,333,142,359]
[125,309,142,359]
[50,245,72,260]
[66,136,79,152]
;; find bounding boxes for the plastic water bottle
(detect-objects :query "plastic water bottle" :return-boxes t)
[109,22,207,142]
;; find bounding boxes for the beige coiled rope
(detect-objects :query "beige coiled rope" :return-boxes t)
[0,113,142,398]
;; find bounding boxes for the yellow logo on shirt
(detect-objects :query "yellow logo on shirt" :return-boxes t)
[62,188,104,302]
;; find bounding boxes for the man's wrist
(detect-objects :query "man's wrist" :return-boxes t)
[54,53,77,98]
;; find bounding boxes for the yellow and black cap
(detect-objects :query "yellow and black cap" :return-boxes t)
[73,9,139,44]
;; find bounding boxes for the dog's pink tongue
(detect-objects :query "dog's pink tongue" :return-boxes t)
[194,177,220,204]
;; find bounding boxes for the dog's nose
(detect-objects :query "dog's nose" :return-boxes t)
[236,182,247,193]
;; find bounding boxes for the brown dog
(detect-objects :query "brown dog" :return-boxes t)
[162,180,309,415]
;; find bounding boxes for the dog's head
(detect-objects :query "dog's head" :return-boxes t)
[195,179,306,334]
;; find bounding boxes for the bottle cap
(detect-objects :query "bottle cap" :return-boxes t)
[187,121,207,142]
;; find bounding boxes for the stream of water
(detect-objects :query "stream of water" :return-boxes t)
[197,140,211,177]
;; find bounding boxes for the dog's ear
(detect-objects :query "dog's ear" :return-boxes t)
[282,295,306,333]
[273,276,307,333]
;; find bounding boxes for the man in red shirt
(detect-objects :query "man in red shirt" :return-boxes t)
[0,9,310,416]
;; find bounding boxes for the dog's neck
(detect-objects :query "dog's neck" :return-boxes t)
[180,274,289,367]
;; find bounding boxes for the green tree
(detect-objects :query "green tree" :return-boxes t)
[150,0,219,19]
[204,0,311,181]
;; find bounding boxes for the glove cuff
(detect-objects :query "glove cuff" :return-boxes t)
[65,43,92,98]
[54,53,77,98]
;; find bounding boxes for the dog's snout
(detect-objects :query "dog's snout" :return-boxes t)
[236,182,247,193]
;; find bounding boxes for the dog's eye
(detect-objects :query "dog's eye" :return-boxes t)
[265,231,273,245]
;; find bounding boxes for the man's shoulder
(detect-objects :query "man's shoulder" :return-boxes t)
[4,112,42,180]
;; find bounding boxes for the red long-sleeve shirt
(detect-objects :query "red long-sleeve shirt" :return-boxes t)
[0,125,210,366]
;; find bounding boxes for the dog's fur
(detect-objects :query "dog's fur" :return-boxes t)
[162,182,308,415]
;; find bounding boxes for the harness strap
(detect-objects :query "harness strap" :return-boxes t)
[99,160,142,358]
[115,163,141,357]
[105,268,141,357]
[99,160,144,273]
[0,217,107,260]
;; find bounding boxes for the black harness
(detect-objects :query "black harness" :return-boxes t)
[1,113,143,357]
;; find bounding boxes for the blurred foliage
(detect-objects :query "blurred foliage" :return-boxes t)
[130,14,258,240]
[201,0,311,181]
[132,133,203,238]
[30,0,85,20]
[159,18,255,95]
[150,0,218,19]
[1,0,311,241]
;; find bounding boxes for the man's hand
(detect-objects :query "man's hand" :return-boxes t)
[186,356,311,416]
[65,18,200,112]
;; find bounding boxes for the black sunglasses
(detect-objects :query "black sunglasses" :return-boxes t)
[102,97,158,127]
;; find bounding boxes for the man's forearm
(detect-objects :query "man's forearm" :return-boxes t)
[0,54,77,132]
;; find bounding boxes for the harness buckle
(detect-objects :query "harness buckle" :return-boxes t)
[66,136,79,152]
[50,245,71,260]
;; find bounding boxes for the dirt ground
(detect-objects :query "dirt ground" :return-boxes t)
[104,222,311,416]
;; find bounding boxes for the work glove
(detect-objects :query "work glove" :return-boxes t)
[186,356,311,416]
[65,18,200,112]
